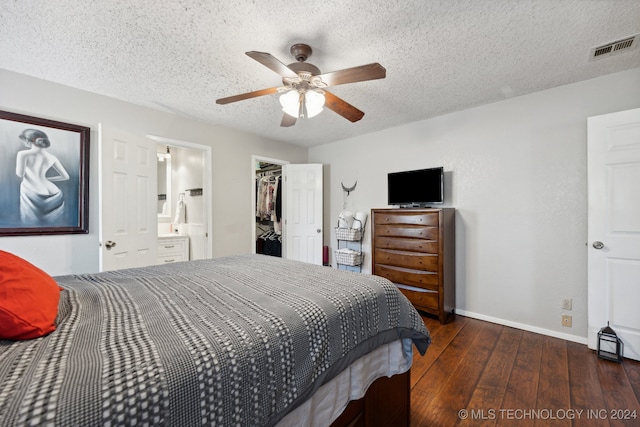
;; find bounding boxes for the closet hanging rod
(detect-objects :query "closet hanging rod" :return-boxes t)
[256,169,281,177]
[257,164,282,172]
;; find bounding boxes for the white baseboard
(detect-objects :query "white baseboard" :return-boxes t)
[455,309,588,345]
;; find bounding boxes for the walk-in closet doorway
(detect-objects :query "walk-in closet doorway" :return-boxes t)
[251,155,324,265]
[252,155,287,258]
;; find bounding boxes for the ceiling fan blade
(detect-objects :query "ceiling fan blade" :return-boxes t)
[216,87,279,105]
[315,63,386,87]
[246,51,299,78]
[323,91,365,122]
[280,114,297,127]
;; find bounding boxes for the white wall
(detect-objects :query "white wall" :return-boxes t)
[310,67,640,342]
[0,69,307,275]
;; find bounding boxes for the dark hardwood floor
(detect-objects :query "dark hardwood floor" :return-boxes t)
[410,315,640,426]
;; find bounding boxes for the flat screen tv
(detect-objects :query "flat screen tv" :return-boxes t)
[387,167,444,206]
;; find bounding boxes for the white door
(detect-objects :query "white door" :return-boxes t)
[283,163,323,265]
[587,108,640,361]
[99,124,157,271]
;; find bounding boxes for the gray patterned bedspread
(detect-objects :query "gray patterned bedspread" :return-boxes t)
[0,254,430,427]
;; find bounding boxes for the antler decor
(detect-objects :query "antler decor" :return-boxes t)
[341,181,357,196]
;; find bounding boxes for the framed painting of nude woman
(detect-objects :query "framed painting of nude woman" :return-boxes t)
[0,110,90,236]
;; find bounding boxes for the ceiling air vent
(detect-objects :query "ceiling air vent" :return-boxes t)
[590,34,638,60]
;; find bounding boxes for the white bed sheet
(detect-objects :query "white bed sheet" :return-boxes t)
[277,338,414,427]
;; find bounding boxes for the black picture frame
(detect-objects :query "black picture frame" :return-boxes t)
[0,110,90,236]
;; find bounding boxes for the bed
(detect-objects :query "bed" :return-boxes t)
[0,253,430,426]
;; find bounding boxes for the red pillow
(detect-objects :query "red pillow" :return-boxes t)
[0,250,61,340]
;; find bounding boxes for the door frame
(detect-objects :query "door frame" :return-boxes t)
[148,134,213,259]
[251,155,289,253]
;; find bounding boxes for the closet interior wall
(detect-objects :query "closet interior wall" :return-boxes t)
[255,162,283,257]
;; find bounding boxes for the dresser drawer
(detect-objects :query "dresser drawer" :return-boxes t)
[374,264,439,291]
[374,225,438,240]
[374,236,438,253]
[158,254,187,264]
[397,287,439,311]
[375,249,438,272]
[158,239,187,256]
[374,212,439,227]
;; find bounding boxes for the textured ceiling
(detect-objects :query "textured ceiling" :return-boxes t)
[1,1,639,148]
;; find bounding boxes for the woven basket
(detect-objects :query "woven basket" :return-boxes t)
[334,251,363,266]
[335,227,363,241]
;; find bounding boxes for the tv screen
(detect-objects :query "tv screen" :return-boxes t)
[387,167,444,206]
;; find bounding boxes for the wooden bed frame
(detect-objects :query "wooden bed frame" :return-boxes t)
[330,370,410,427]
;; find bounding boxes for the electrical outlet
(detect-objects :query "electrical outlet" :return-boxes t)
[562,298,572,310]
[562,314,572,327]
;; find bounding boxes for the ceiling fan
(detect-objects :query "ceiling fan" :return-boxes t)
[216,43,386,127]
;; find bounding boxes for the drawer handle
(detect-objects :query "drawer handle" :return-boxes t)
[164,259,175,263]
[164,245,175,248]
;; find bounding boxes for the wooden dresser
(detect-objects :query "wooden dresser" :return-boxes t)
[371,208,455,324]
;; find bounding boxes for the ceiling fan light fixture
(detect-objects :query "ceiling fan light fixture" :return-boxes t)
[280,90,302,117]
[305,89,325,118]
[279,89,325,119]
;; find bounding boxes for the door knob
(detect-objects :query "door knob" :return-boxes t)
[105,240,117,250]
[592,241,604,250]
[317,229,322,233]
